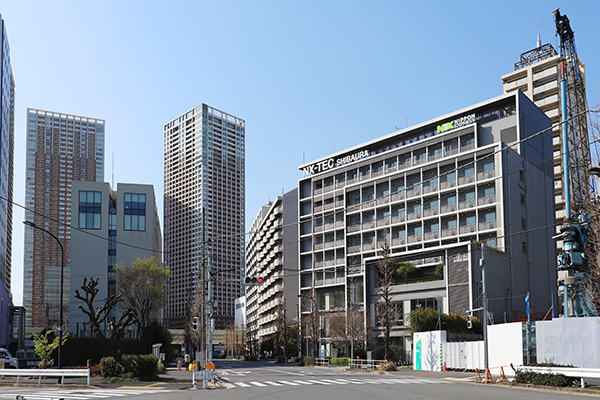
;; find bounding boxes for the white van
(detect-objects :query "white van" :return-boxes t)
[0,348,18,369]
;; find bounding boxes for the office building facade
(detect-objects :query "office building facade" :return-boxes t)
[298,92,556,350]
[24,109,104,328]
[68,181,162,336]
[0,14,15,315]
[164,104,245,330]
[246,189,299,347]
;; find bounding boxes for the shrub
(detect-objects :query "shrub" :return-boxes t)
[330,357,349,365]
[515,370,579,387]
[301,356,315,366]
[100,357,124,378]
[101,355,159,380]
[157,360,165,374]
[122,354,159,380]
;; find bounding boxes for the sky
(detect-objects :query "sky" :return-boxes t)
[2,1,600,307]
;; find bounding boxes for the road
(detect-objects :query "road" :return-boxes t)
[0,360,595,400]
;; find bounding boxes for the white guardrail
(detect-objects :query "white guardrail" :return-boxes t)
[348,359,387,370]
[315,358,330,366]
[517,366,600,388]
[0,368,90,385]
[192,369,216,389]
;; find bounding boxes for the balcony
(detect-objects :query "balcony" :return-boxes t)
[460,143,475,152]
[477,194,496,206]
[386,165,398,173]
[391,214,406,224]
[392,237,406,246]
[423,231,439,241]
[372,169,384,178]
[362,221,375,230]
[407,234,422,244]
[348,245,361,254]
[377,216,390,227]
[458,198,476,210]
[314,225,323,233]
[314,187,323,195]
[459,224,477,234]
[376,197,389,206]
[458,175,475,186]
[324,202,334,211]
[423,207,439,217]
[423,183,438,194]
[347,224,361,233]
[335,220,345,228]
[324,241,335,249]
[323,185,334,193]
[478,220,497,231]
[406,211,422,221]
[335,239,345,247]
[440,203,456,214]
[477,170,495,180]
[363,242,376,251]
[391,192,405,202]
[406,187,421,198]
[441,228,457,237]
[444,148,459,157]
[440,180,456,190]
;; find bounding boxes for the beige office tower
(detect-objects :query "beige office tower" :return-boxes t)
[501,42,589,232]
[163,104,245,330]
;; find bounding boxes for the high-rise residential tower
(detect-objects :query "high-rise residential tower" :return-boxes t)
[24,109,104,328]
[0,14,15,347]
[163,104,245,330]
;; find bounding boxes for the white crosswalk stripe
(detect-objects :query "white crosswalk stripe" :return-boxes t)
[0,389,174,400]
[229,377,453,389]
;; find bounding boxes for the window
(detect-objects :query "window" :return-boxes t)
[79,191,101,229]
[124,193,146,231]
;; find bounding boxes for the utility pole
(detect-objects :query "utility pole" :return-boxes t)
[480,244,489,369]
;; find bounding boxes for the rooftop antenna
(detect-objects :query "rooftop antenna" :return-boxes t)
[537,12,542,47]
[112,152,115,188]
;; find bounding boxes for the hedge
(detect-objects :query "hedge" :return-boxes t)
[330,357,349,365]
[101,355,159,380]
[515,370,579,387]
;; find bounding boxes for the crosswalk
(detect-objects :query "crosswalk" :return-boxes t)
[229,377,451,389]
[0,388,174,400]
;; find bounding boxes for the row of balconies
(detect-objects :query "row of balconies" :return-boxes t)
[343,171,496,213]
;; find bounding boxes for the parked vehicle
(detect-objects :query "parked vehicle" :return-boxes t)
[0,348,18,369]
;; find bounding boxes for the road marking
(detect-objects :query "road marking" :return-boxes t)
[264,381,284,386]
[235,382,251,387]
[249,381,268,386]
[278,380,301,385]
[306,379,333,385]
[322,379,349,384]
[292,380,313,385]
[0,389,174,400]
[336,378,366,384]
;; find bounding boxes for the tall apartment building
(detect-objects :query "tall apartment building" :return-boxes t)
[246,189,298,348]
[68,181,162,336]
[24,108,104,328]
[0,14,15,347]
[163,104,245,330]
[501,42,588,229]
[298,92,556,352]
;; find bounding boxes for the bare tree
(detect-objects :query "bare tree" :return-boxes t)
[74,277,137,363]
[301,288,320,357]
[375,234,400,361]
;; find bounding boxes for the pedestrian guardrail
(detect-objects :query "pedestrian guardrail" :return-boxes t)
[348,359,387,370]
[0,368,90,385]
[315,358,330,366]
[192,368,216,389]
[516,365,600,388]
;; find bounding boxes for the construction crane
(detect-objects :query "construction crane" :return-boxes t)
[554,9,597,317]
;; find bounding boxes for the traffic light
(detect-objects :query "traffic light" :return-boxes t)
[192,316,199,331]
[243,276,264,286]
[467,314,473,329]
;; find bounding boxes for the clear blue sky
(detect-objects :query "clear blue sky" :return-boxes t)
[3,1,600,306]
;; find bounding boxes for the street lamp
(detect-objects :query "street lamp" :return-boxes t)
[24,220,65,369]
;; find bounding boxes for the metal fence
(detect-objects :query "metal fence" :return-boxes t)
[348,359,388,370]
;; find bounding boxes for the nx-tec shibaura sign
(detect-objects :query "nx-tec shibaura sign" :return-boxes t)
[302,149,370,176]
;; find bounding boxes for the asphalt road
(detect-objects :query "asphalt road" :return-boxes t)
[1,360,598,400]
